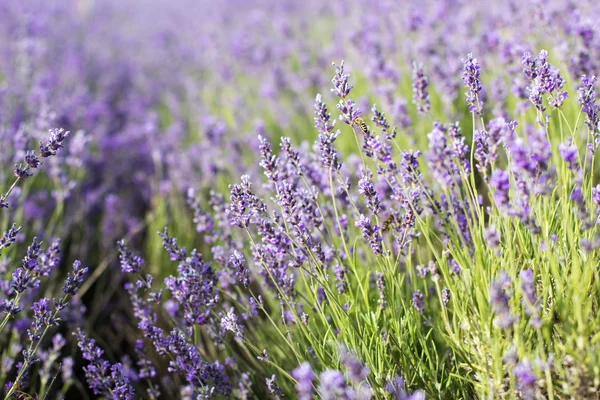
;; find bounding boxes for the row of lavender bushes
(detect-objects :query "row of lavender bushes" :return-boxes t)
[2,0,600,398]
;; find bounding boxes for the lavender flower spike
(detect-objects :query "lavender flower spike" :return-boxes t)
[412,62,430,114]
[462,53,484,116]
[292,362,315,400]
[331,61,353,98]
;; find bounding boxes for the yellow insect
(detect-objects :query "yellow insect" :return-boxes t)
[353,117,369,134]
[381,215,397,232]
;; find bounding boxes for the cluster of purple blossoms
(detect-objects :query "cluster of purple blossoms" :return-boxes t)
[577,75,600,152]
[355,214,383,256]
[117,240,145,273]
[490,272,517,329]
[519,270,542,328]
[292,362,315,400]
[427,122,470,189]
[371,104,397,140]
[411,62,430,114]
[521,50,568,112]
[75,329,135,399]
[559,139,580,171]
[292,347,375,400]
[514,361,538,400]
[315,94,342,171]
[412,290,425,314]
[161,230,220,326]
[386,376,426,400]
[462,53,484,116]
[358,168,381,215]
[2,127,70,208]
[226,175,267,229]
[331,61,353,99]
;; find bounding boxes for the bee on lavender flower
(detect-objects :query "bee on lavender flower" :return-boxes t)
[381,215,397,232]
[353,116,369,134]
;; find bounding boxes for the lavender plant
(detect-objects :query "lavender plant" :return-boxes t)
[3,0,600,399]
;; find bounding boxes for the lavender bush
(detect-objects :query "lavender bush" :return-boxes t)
[2,0,600,398]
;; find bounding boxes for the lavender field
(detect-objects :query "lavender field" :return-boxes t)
[2,0,600,398]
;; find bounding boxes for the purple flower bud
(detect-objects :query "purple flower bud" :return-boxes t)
[293,362,314,400]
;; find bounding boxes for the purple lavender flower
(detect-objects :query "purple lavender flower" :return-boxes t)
[14,164,32,179]
[442,288,451,306]
[24,151,40,169]
[519,269,542,328]
[331,61,353,98]
[412,290,425,314]
[578,75,600,148]
[220,308,244,339]
[266,374,284,400]
[427,122,469,188]
[117,240,144,274]
[462,53,484,116]
[258,135,279,183]
[489,169,511,212]
[314,95,342,171]
[39,128,70,158]
[315,94,336,135]
[76,329,135,398]
[340,346,370,383]
[473,130,491,173]
[134,340,156,380]
[559,139,579,170]
[386,376,426,400]
[358,168,381,215]
[0,224,20,250]
[163,242,219,326]
[491,272,517,329]
[318,370,352,400]
[412,62,430,114]
[334,265,348,294]
[485,225,501,248]
[592,185,600,207]
[376,271,387,309]
[62,260,88,295]
[337,99,360,126]
[371,104,397,140]
[400,150,422,185]
[355,214,383,255]
[522,50,567,111]
[28,298,56,345]
[392,97,412,129]
[292,362,315,400]
[227,175,266,229]
[227,251,250,288]
[514,361,537,400]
